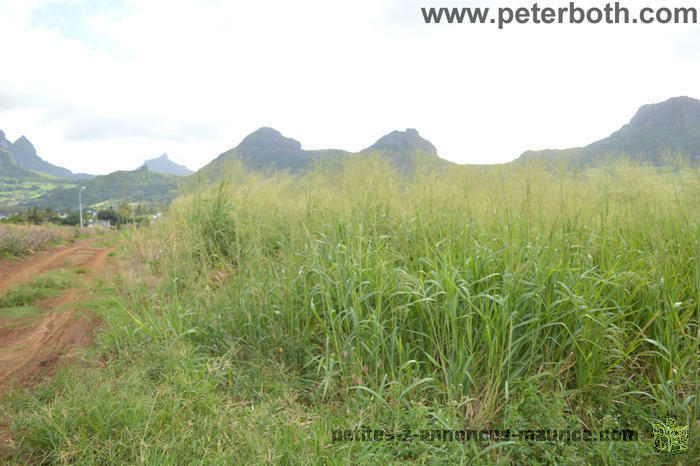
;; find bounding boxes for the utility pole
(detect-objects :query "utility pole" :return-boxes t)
[79,186,86,228]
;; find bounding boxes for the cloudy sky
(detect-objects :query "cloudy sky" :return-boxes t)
[0,0,698,174]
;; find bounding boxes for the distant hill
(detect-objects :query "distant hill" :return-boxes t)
[201,127,336,175]
[0,147,76,210]
[26,167,180,210]
[0,131,183,210]
[199,127,450,179]
[142,153,193,176]
[358,128,445,169]
[518,96,700,166]
[0,131,91,179]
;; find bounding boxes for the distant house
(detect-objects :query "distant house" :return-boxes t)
[87,219,112,229]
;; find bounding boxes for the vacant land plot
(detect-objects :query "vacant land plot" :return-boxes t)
[2,161,698,464]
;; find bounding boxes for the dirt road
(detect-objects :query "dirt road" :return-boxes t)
[0,240,118,393]
[0,241,110,294]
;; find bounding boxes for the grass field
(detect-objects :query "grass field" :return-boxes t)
[2,158,698,464]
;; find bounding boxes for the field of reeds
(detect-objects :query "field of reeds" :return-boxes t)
[3,158,698,464]
[0,224,74,258]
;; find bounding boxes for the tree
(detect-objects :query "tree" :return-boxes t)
[97,208,129,228]
[27,206,42,224]
[118,202,132,219]
[61,211,81,226]
[97,209,119,226]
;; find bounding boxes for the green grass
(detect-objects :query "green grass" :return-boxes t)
[0,305,41,323]
[0,270,75,309]
[93,229,129,249]
[2,159,698,464]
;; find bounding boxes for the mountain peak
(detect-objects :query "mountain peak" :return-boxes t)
[226,127,308,171]
[627,96,700,130]
[236,127,303,154]
[13,135,35,149]
[368,128,437,154]
[142,152,193,176]
[0,133,77,178]
[250,127,283,137]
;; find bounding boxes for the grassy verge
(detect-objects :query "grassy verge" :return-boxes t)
[0,270,76,311]
[2,159,698,464]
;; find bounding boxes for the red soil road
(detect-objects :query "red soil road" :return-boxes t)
[0,241,118,394]
[0,240,102,294]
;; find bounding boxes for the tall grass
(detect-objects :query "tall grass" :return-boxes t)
[6,158,699,464]
[0,225,74,258]
[140,159,698,457]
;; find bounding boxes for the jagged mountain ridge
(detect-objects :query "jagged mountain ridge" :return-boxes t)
[0,131,92,179]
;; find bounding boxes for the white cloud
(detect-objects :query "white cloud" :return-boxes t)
[0,0,698,174]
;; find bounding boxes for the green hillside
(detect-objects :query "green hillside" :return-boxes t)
[0,131,178,212]
[27,167,180,210]
[518,96,700,166]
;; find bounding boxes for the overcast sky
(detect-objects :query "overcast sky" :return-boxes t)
[0,0,698,174]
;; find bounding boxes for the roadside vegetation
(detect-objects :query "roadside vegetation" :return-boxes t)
[2,158,698,464]
[0,225,75,259]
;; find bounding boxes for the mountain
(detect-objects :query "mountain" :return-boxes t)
[0,148,49,180]
[0,131,93,179]
[202,127,333,174]
[142,153,193,176]
[7,135,75,178]
[358,128,444,169]
[0,131,11,151]
[518,96,700,166]
[199,127,449,178]
[26,167,180,210]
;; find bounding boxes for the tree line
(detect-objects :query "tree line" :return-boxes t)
[1,202,154,228]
